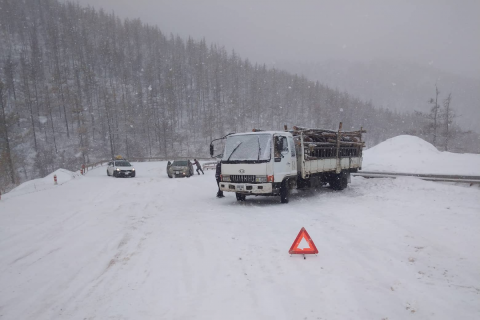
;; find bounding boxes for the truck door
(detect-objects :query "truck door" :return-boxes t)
[273,134,292,182]
[287,135,297,175]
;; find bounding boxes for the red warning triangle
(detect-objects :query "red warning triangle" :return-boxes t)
[289,227,318,254]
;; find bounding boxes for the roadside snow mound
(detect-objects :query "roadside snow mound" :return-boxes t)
[6,169,81,198]
[363,135,480,175]
[366,135,439,156]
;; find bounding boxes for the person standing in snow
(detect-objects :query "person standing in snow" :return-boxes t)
[215,161,224,198]
[193,159,204,175]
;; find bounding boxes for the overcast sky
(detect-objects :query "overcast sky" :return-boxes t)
[69,0,480,79]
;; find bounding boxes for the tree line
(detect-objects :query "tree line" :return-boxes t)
[410,84,474,152]
[0,0,477,191]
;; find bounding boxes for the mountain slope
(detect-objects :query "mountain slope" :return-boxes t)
[0,0,476,192]
[279,59,480,130]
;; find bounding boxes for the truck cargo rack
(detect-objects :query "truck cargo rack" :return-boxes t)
[289,122,366,176]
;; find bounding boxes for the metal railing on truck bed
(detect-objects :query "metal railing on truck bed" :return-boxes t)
[305,146,360,159]
[289,123,365,177]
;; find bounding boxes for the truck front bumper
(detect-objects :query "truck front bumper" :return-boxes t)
[219,182,274,195]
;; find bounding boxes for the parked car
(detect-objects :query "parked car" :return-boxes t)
[167,160,194,178]
[107,159,136,177]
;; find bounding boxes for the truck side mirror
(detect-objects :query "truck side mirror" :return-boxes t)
[210,144,214,157]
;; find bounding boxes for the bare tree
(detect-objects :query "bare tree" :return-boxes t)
[442,93,455,151]
[0,81,16,185]
[428,84,441,146]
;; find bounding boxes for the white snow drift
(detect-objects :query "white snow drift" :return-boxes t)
[4,169,81,200]
[1,141,479,319]
[363,135,480,175]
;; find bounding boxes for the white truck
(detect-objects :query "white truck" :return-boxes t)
[210,123,365,203]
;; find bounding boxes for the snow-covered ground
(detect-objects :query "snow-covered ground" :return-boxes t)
[1,159,479,319]
[363,135,480,175]
[4,169,82,200]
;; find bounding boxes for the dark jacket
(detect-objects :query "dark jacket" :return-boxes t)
[194,160,201,169]
[215,162,222,179]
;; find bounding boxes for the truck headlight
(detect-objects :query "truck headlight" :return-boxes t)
[255,176,267,183]
[116,168,120,171]
[222,175,231,182]
[132,168,135,171]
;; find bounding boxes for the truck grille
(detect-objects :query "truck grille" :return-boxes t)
[230,175,256,183]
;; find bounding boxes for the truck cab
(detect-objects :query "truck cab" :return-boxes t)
[218,131,297,202]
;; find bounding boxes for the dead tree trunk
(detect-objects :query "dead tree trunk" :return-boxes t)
[443,93,453,151]
[0,82,16,184]
[432,84,440,146]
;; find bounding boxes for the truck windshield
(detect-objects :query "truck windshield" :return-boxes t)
[222,134,272,162]
[115,161,131,166]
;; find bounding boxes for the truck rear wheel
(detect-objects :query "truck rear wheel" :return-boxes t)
[236,193,246,201]
[330,172,348,190]
[280,180,290,203]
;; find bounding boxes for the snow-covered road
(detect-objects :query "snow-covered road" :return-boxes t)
[1,162,479,319]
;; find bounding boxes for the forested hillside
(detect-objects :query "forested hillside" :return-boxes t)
[0,0,472,191]
[279,59,480,131]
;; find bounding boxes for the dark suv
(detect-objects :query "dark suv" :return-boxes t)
[167,160,194,178]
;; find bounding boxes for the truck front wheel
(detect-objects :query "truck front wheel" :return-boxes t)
[330,172,348,190]
[280,180,290,203]
[236,193,246,201]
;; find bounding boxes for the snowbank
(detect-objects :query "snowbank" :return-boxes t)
[1,162,479,319]
[5,169,81,199]
[363,135,480,175]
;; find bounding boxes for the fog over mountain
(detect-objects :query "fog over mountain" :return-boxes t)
[277,59,480,130]
[67,0,480,129]
[69,0,480,79]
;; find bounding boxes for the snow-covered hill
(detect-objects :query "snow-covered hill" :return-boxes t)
[5,169,81,200]
[363,135,480,175]
[1,161,479,319]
